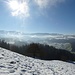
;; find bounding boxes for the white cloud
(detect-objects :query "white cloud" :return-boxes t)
[34,0,65,9]
[6,0,30,18]
[4,0,66,18]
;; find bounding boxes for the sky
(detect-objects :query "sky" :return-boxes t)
[0,0,75,34]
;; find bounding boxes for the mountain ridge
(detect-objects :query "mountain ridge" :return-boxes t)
[0,47,75,75]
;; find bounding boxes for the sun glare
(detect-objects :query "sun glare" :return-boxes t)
[6,0,29,18]
[8,1,19,10]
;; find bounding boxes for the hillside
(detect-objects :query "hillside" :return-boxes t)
[0,47,75,75]
[0,30,75,51]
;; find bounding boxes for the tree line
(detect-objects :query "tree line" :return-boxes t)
[0,40,75,61]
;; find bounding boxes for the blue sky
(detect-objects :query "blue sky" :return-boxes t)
[0,0,75,34]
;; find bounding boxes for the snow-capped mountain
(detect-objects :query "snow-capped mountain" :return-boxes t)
[0,47,75,75]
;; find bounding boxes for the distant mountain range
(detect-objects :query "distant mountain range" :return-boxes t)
[0,30,75,52]
[0,30,75,39]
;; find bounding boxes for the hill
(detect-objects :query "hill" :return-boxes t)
[0,47,75,75]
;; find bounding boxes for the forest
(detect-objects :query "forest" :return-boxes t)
[0,40,75,61]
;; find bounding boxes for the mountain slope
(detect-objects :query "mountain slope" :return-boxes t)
[0,47,75,75]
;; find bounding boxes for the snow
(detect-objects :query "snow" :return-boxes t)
[0,47,75,75]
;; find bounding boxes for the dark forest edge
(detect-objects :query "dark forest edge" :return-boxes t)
[0,40,75,61]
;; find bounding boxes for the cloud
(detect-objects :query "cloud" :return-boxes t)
[4,0,66,18]
[34,0,65,9]
[6,0,30,18]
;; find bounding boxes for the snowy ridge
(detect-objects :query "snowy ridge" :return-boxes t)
[0,47,75,75]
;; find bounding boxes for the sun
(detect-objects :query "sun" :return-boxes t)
[6,0,30,18]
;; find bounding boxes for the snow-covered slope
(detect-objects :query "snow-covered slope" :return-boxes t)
[0,47,75,75]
